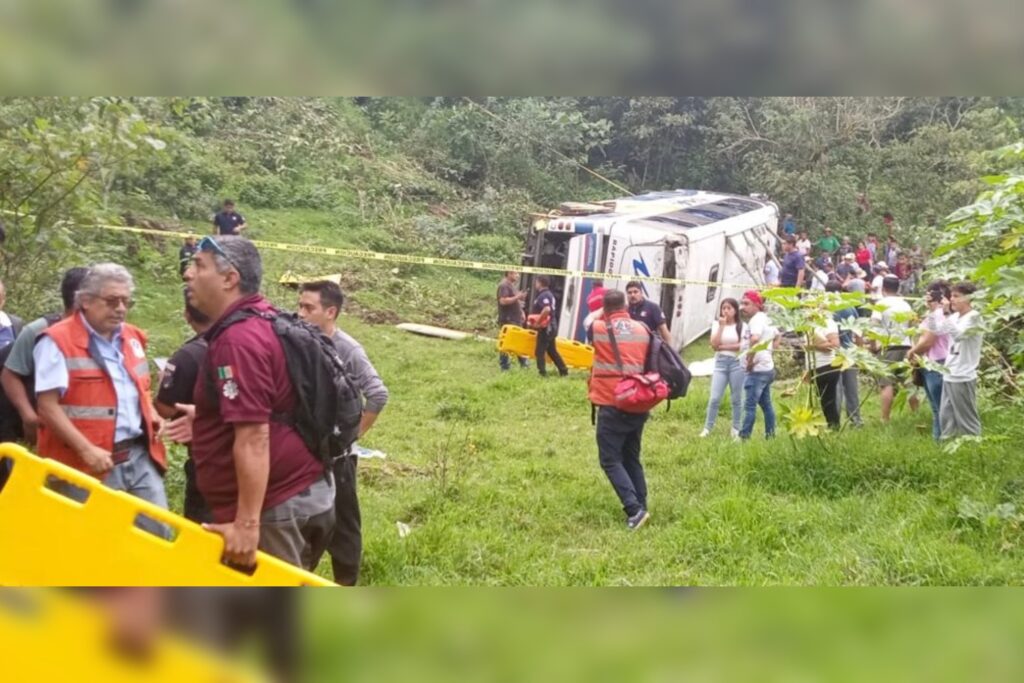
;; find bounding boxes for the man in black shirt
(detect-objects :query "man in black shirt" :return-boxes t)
[211,199,247,236]
[154,298,213,522]
[530,276,568,377]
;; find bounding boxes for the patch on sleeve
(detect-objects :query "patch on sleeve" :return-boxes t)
[222,379,239,400]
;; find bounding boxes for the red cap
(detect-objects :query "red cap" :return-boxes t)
[743,290,764,308]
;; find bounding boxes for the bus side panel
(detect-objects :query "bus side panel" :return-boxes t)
[557,233,602,342]
[679,232,727,348]
[605,224,666,304]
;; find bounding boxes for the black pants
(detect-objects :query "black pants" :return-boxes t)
[535,327,568,376]
[183,458,213,524]
[814,365,842,429]
[328,455,361,586]
[595,406,648,517]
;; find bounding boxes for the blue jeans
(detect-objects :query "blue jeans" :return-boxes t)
[739,369,776,439]
[704,354,744,432]
[922,366,944,441]
[104,444,169,509]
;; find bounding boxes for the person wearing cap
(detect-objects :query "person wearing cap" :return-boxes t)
[843,265,868,302]
[836,252,857,280]
[737,290,776,440]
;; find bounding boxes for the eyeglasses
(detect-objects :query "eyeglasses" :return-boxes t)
[97,295,134,309]
[197,236,238,271]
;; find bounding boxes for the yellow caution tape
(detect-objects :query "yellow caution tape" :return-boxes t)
[3,209,895,296]
[60,219,766,291]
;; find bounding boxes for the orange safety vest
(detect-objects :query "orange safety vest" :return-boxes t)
[36,313,167,474]
[588,311,651,406]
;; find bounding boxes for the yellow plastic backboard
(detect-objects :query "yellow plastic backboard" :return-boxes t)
[0,443,333,586]
[0,588,266,683]
[497,324,594,370]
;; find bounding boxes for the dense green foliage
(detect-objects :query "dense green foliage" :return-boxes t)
[3,98,1024,584]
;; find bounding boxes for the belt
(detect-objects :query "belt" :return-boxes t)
[111,436,146,465]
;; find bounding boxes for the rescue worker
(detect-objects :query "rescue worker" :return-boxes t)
[33,263,168,507]
[588,289,652,530]
[530,276,568,377]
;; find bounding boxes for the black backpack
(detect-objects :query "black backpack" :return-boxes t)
[645,332,691,400]
[206,309,364,464]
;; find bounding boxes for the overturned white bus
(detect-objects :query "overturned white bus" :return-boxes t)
[521,189,780,350]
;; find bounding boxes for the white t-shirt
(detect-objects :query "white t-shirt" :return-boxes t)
[929,309,982,382]
[740,311,774,372]
[871,295,914,347]
[763,260,780,286]
[809,269,828,291]
[797,238,811,256]
[812,318,840,369]
[870,275,885,298]
[711,320,742,358]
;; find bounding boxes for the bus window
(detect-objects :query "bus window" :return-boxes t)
[706,264,720,302]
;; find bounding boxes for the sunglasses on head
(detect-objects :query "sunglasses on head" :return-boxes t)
[197,236,238,271]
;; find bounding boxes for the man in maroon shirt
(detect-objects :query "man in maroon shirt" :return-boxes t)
[180,235,334,571]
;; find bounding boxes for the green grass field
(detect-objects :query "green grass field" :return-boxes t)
[106,209,1024,586]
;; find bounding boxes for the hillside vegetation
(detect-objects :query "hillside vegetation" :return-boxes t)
[3,97,1024,584]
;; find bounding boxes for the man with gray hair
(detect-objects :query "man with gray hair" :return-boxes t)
[32,263,168,507]
[177,236,335,571]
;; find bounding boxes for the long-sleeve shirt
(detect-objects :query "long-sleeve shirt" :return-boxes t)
[331,329,389,413]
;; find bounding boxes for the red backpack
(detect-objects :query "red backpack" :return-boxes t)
[606,323,670,414]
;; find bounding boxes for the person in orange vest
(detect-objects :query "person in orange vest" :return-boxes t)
[588,289,653,530]
[33,263,168,508]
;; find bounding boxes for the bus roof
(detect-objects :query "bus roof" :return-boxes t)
[537,189,774,235]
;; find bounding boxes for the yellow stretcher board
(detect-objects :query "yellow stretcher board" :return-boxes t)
[1,588,266,683]
[0,443,333,586]
[497,325,594,370]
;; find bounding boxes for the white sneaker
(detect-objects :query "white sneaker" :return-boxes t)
[731,427,740,438]
[699,428,710,438]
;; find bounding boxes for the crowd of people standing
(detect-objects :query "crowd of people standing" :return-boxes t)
[0,204,389,582]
